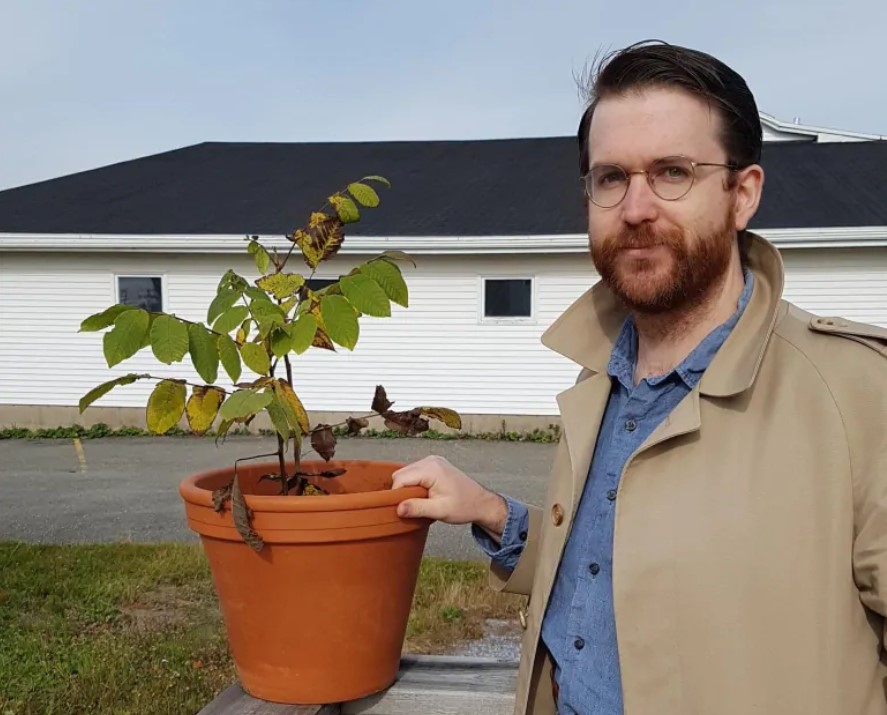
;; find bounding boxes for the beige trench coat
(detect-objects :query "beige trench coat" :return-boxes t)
[491,232,887,715]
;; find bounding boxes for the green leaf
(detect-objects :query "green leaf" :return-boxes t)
[362,175,391,188]
[103,309,150,367]
[149,314,190,364]
[80,304,138,332]
[321,295,359,350]
[333,195,360,224]
[265,396,292,444]
[217,334,242,383]
[360,259,409,308]
[79,373,143,413]
[146,379,187,434]
[348,182,380,207]
[240,342,271,376]
[244,286,272,303]
[289,314,318,355]
[186,386,225,435]
[188,324,219,384]
[248,240,271,274]
[270,328,291,358]
[218,270,249,293]
[213,305,250,335]
[379,250,416,267]
[218,389,273,422]
[250,299,286,326]
[208,290,241,325]
[215,418,235,445]
[340,273,390,317]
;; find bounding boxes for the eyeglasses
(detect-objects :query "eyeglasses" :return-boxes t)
[580,155,739,208]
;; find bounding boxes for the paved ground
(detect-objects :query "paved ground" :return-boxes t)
[0,435,554,561]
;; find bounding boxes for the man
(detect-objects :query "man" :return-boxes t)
[392,40,887,715]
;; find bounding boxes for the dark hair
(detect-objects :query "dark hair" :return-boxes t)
[576,40,762,179]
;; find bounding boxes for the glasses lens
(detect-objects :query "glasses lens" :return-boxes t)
[649,157,694,200]
[588,165,628,207]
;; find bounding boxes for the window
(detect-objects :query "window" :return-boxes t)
[117,276,163,312]
[483,278,533,319]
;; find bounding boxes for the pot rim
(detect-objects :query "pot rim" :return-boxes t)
[179,458,428,513]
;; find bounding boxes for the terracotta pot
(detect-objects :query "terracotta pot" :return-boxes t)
[179,459,430,705]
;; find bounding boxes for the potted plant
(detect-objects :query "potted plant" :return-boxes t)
[77,176,461,705]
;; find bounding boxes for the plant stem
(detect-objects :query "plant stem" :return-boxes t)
[276,434,288,494]
[141,375,232,394]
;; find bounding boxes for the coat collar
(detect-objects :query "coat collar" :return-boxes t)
[540,231,786,398]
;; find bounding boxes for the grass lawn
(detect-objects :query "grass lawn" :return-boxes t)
[0,541,524,715]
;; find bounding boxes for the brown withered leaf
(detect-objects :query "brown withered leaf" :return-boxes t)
[212,482,232,512]
[292,213,345,269]
[383,408,430,436]
[372,384,393,414]
[311,325,336,351]
[231,474,263,552]
[346,416,369,435]
[295,468,346,479]
[310,424,337,461]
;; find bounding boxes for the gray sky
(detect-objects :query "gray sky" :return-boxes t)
[1,0,885,191]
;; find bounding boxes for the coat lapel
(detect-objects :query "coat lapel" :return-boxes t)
[555,372,613,516]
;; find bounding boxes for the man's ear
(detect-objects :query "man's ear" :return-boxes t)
[732,164,764,231]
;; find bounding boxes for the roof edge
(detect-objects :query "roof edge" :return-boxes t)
[1,226,886,254]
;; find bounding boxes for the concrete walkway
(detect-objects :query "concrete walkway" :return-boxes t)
[0,435,554,560]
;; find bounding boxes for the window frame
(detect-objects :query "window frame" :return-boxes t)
[478,275,536,324]
[115,274,167,313]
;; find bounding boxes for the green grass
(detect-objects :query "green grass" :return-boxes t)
[0,542,524,715]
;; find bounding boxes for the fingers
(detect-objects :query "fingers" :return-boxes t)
[391,457,438,490]
[397,497,437,520]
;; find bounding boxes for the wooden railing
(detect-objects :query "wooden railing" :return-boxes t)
[197,655,518,715]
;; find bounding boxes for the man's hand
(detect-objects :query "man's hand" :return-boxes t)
[391,455,509,540]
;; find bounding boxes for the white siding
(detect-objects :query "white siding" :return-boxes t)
[1,247,886,417]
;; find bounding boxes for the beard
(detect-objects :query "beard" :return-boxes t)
[590,211,735,315]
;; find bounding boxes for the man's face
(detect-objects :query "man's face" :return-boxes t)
[586,87,741,314]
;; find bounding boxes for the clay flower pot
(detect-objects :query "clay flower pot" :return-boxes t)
[179,458,429,705]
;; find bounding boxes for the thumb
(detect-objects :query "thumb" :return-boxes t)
[397,497,434,520]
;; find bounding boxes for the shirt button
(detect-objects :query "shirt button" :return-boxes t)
[551,503,565,526]
[625,419,637,432]
[589,562,600,575]
[574,637,585,651]
[518,530,528,542]
[606,489,617,501]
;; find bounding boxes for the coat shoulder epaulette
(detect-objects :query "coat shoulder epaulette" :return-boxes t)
[808,316,887,358]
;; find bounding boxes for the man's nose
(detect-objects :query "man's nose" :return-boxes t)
[619,174,659,225]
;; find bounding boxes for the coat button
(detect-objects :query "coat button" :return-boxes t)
[589,562,600,575]
[519,607,528,629]
[574,637,585,651]
[606,489,617,501]
[551,503,565,526]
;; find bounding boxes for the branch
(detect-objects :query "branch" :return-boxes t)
[141,374,233,394]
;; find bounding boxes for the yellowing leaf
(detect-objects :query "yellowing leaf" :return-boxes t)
[250,299,286,327]
[103,309,150,367]
[347,182,380,207]
[340,273,390,317]
[265,395,292,444]
[217,334,242,383]
[289,314,317,354]
[186,386,225,434]
[360,259,409,308]
[292,214,344,269]
[248,239,271,274]
[79,373,143,413]
[272,379,310,434]
[330,193,360,224]
[256,273,305,301]
[146,379,187,434]
[188,324,219,384]
[320,295,359,350]
[419,407,462,430]
[80,304,137,332]
[149,314,189,364]
[240,342,271,376]
[379,250,416,267]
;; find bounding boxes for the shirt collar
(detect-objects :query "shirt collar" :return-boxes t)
[607,269,755,390]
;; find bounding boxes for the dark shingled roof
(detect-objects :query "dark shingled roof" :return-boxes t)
[0,138,885,236]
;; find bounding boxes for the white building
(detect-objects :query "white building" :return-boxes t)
[1,114,885,431]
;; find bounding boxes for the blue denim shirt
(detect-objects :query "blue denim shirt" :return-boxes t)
[474,272,754,714]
